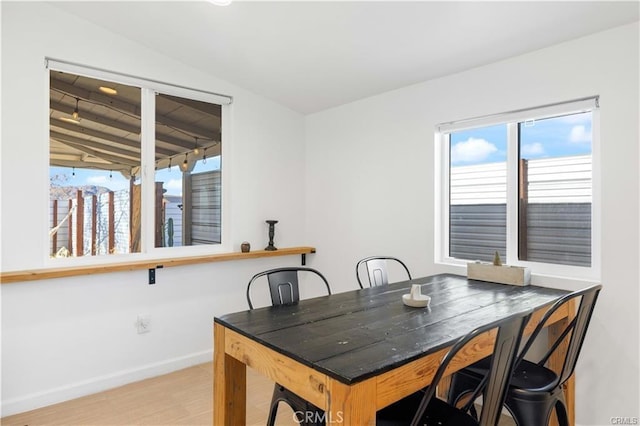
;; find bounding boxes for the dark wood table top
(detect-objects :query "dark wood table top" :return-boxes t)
[214,273,569,385]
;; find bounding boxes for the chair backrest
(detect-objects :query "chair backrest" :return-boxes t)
[516,284,602,388]
[356,256,412,288]
[246,267,332,309]
[410,309,533,426]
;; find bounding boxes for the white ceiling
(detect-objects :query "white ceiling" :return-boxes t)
[53,1,639,115]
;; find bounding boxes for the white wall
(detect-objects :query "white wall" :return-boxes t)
[305,22,639,425]
[2,3,638,423]
[1,3,306,415]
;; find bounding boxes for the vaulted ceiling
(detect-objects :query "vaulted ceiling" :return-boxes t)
[53,1,639,114]
[48,1,638,174]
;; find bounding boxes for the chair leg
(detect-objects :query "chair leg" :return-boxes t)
[267,399,279,426]
[505,395,555,426]
[268,384,289,426]
[554,396,570,426]
[268,383,324,426]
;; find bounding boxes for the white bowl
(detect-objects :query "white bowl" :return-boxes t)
[402,293,431,308]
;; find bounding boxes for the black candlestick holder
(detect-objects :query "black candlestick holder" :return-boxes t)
[265,220,278,251]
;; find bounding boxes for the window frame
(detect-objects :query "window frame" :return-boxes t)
[435,98,601,281]
[45,59,232,267]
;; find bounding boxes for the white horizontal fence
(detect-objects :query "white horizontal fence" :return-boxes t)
[187,170,221,245]
[451,155,591,205]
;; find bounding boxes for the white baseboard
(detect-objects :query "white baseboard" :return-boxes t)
[1,349,213,417]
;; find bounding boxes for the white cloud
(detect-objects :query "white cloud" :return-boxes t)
[451,138,498,163]
[521,142,544,157]
[164,179,183,196]
[569,125,591,143]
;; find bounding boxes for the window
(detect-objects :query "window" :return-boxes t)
[47,60,230,261]
[436,97,599,278]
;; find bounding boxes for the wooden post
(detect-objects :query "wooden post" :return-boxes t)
[155,182,164,248]
[52,199,58,255]
[68,199,74,255]
[108,191,115,254]
[129,178,133,252]
[91,195,97,255]
[76,190,84,256]
[518,159,528,260]
[183,173,192,246]
[130,180,141,253]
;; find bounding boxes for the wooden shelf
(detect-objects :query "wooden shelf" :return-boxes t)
[0,246,316,284]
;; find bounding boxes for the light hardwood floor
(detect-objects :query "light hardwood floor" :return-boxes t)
[1,363,515,425]
[1,363,298,426]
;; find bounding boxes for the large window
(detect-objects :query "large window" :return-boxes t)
[47,60,229,261]
[437,98,599,278]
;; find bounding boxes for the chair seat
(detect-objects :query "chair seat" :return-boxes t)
[463,357,559,393]
[377,390,478,426]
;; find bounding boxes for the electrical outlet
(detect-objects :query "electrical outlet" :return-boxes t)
[136,314,151,334]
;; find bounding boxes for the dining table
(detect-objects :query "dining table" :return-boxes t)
[213,273,574,425]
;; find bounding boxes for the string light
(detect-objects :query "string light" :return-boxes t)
[202,147,207,164]
[194,137,200,155]
[72,167,75,177]
[109,170,113,180]
[72,98,80,120]
[182,153,188,171]
[168,157,172,172]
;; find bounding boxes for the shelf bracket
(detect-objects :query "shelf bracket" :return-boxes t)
[301,248,316,266]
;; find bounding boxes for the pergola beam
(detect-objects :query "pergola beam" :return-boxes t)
[51,78,220,140]
[54,139,140,167]
[50,131,141,160]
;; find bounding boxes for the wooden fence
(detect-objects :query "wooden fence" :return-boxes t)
[50,189,130,257]
[50,169,221,256]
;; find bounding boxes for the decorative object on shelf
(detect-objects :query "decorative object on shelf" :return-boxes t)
[265,220,278,251]
[241,242,250,253]
[467,251,530,286]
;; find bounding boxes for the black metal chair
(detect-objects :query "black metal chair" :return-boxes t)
[356,256,412,288]
[448,284,602,426]
[246,267,332,426]
[376,308,533,426]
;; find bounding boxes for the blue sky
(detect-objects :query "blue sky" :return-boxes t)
[50,156,221,196]
[450,111,592,166]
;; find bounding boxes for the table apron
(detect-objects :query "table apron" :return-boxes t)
[224,328,328,408]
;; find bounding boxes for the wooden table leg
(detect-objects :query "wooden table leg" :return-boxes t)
[437,375,452,402]
[213,322,246,426]
[547,299,576,426]
[326,377,377,425]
